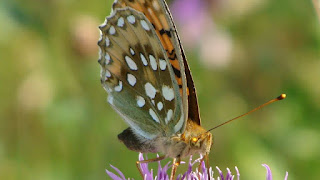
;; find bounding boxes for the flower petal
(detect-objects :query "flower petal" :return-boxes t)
[226,168,231,180]
[216,166,224,180]
[284,171,289,180]
[235,166,240,180]
[106,169,124,180]
[262,164,272,180]
[110,164,126,180]
[138,153,154,179]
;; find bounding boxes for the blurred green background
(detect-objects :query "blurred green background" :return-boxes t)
[0,0,319,179]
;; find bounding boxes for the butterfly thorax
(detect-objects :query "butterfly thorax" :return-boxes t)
[155,120,212,159]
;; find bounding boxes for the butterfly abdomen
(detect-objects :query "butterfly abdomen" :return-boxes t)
[118,127,158,153]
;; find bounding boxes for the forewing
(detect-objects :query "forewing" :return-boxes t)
[113,0,201,125]
[98,7,185,139]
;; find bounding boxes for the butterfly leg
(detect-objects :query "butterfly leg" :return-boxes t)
[170,157,181,180]
[196,154,210,179]
[136,155,165,178]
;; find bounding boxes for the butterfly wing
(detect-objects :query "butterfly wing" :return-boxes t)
[180,46,201,125]
[98,7,186,139]
[113,0,201,125]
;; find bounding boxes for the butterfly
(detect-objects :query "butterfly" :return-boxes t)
[97,0,212,178]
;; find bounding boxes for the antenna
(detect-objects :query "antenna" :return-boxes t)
[207,94,286,132]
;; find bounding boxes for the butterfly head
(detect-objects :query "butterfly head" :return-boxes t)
[190,132,212,150]
[180,121,213,157]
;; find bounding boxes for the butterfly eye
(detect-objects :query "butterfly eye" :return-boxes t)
[192,137,197,143]
[191,137,200,147]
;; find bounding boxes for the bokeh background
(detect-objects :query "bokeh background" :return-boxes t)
[1,0,319,179]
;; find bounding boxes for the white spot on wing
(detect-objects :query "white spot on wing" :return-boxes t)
[145,83,156,99]
[105,53,111,64]
[165,109,173,124]
[125,56,138,70]
[140,53,148,66]
[117,17,124,27]
[140,20,150,31]
[127,15,136,24]
[130,48,135,55]
[149,109,160,123]
[136,96,145,107]
[157,102,163,111]
[105,37,110,47]
[149,55,157,70]
[174,114,185,133]
[105,70,111,78]
[98,49,102,59]
[159,59,166,70]
[109,26,116,35]
[114,81,123,92]
[162,85,174,101]
[127,73,136,86]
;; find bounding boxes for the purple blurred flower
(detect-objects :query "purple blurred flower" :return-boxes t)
[170,0,233,68]
[170,0,212,48]
[106,153,288,180]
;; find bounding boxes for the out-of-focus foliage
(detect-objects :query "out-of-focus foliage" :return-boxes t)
[0,0,319,179]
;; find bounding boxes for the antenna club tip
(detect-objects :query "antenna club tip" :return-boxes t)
[278,94,286,100]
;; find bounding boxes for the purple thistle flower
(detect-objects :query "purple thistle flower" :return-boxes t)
[106,153,288,180]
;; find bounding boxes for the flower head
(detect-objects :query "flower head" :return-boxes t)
[106,153,288,180]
